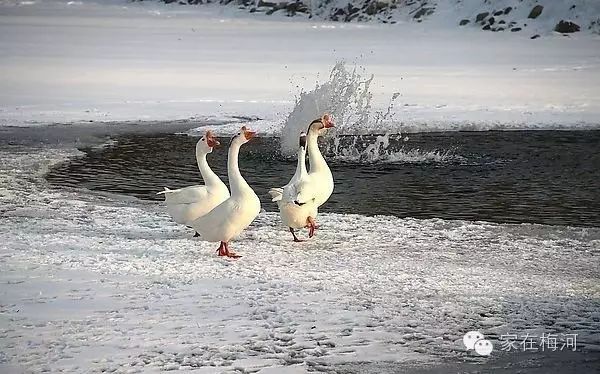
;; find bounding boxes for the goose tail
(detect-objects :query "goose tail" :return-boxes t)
[268,188,283,202]
[156,187,172,195]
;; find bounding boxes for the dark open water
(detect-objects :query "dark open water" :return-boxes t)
[45,130,600,227]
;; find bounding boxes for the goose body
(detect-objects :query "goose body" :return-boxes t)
[191,126,260,257]
[158,131,229,226]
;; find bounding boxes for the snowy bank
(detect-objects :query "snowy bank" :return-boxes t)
[0,0,599,131]
[147,0,600,36]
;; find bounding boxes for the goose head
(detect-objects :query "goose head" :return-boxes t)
[196,130,220,154]
[307,113,335,135]
[230,126,257,146]
[299,132,307,149]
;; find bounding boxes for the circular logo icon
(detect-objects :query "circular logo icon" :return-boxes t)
[474,339,493,356]
[463,331,484,350]
[463,331,493,356]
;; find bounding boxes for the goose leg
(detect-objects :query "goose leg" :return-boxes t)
[224,242,242,259]
[306,216,317,238]
[216,241,228,256]
[290,227,304,242]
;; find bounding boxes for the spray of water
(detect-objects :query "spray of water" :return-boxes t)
[328,133,458,164]
[280,61,393,155]
[280,62,455,163]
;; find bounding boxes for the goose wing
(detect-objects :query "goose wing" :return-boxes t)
[158,185,210,205]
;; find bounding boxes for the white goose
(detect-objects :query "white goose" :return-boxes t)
[191,126,261,258]
[158,131,229,231]
[270,114,335,240]
[269,132,318,242]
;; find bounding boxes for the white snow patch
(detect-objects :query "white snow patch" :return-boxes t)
[0,0,599,131]
[0,142,599,372]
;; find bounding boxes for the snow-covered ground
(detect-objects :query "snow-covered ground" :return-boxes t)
[1,133,599,372]
[0,0,599,131]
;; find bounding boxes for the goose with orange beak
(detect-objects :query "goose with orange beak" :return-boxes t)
[269,131,317,242]
[191,126,260,258]
[270,114,335,241]
[158,130,230,232]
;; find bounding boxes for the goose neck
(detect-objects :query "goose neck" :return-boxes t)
[307,132,328,173]
[196,152,220,187]
[228,142,251,196]
[296,147,307,176]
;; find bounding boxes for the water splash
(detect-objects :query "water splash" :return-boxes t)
[280,62,395,156]
[280,62,454,164]
[326,133,460,164]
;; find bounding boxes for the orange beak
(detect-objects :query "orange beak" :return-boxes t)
[242,126,257,140]
[322,114,335,128]
[206,131,220,147]
[207,137,220,147]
